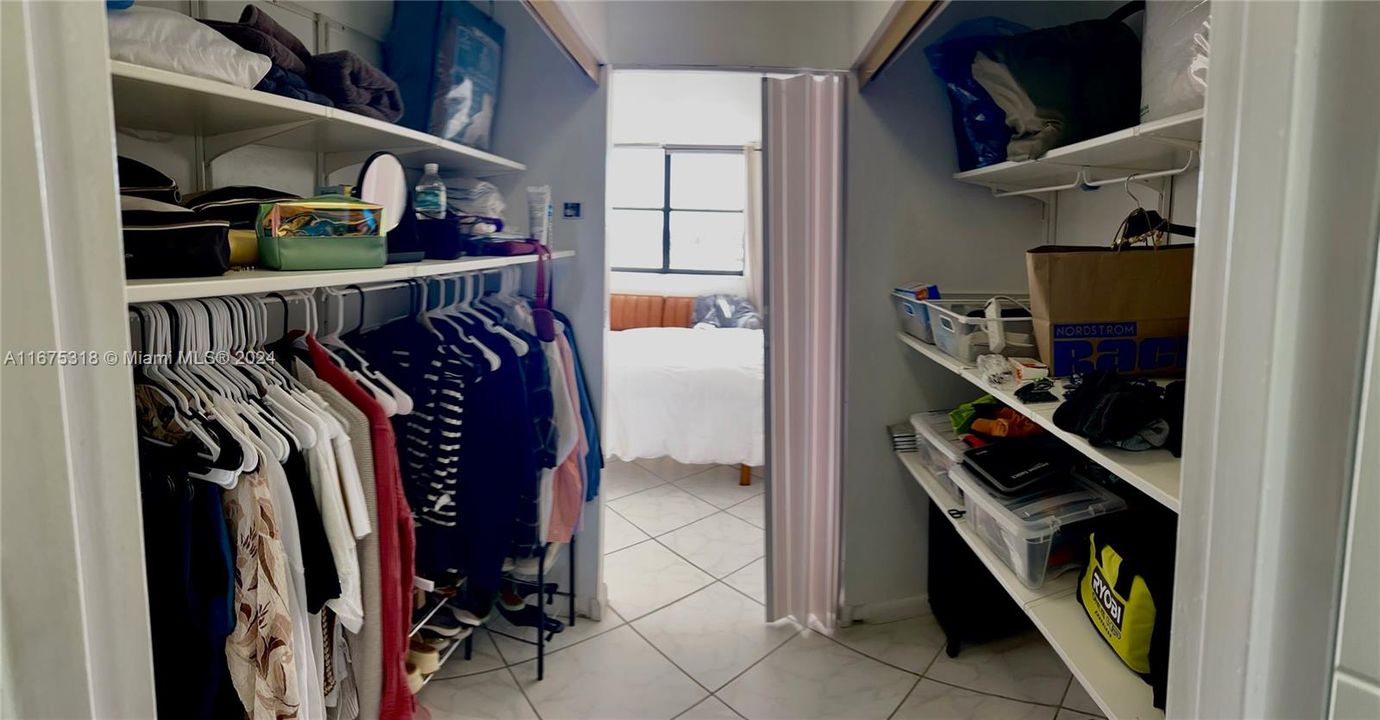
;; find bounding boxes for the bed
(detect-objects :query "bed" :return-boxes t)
[604,294,765,476]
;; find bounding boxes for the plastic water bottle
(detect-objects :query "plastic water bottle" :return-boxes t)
[415,163,446,220]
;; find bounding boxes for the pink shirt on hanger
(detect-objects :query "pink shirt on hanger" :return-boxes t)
[548,333,587,542]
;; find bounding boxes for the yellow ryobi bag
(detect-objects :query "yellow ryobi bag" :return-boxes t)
[1078,522,1174,709]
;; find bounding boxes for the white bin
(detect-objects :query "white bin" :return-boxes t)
[949,464,1127,589]
[892,291,936,343]
[909,411,968,502]
[925,298,1038,364]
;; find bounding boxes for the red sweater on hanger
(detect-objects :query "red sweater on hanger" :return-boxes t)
[306,336,416,720]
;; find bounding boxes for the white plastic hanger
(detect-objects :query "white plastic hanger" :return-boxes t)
[178,297,292,463]
[432,275,500,371]
[174,300,239,401]
[142,302,250,484]
[196,298,279,471]
[131,305,196,416]
[131,304,224,464]
[462,273,529,356]
[320,285,413,414]
[206,298,260,398]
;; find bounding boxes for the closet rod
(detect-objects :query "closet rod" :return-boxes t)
[128,265,521,348]
[1080,151,1198,188]
[990,170,1087,198]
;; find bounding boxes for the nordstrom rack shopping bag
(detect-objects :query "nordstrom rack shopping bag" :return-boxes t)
[1025,245,1194,377]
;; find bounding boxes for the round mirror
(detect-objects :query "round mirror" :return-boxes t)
[356,152,408,234]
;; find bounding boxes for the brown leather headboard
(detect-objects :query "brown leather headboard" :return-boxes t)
[610,294,695,330]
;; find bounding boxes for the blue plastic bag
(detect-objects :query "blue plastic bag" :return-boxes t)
[925,18,1031,171]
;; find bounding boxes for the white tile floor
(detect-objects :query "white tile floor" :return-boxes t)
[420,458,1107,720]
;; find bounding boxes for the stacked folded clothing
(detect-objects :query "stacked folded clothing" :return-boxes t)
[310,51,405,123]
[201,5,310,76]
[199,4,403,121]
[256,65,335,107]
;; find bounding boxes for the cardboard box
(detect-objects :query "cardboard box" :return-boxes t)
[1025,245,1194,377]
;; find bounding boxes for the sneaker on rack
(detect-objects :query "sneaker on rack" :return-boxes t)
[414,629,453,650]
[450,595,496,627]
[422,612,470,637]
[508,544,563,578]
[498,603,565,634]
[412,595,449,626]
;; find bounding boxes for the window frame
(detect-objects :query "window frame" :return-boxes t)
[609,144,747,276]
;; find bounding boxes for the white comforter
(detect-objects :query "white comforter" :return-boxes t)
[605,327,765,467]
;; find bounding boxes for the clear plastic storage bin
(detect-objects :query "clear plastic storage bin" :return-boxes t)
[924,298,1038,364]
[909,411,969,502]
[949,464,1127,589]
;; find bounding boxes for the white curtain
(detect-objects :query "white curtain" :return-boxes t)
[743,143,764,310]
[764,74,844,632]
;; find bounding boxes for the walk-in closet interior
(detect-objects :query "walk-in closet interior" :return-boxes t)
[852,2,1198,717]
[847,3,1377,720]
[3,1,1379,719]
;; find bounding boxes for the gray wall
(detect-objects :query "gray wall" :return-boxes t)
[489,0,609,613]
[603,1,855,69]
[841,26,1040,615]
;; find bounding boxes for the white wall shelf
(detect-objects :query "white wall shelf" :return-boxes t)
[126,251,574,303]
[109,61,526,176]
[953,110,1203,196]
[897,452,1164,720]
[897,332,1181,512]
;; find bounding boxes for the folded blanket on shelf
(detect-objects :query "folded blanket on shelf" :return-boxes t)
[310,51,404,123]
[201,18,309,77]
[256,64,335,107]
[240,4,313,71]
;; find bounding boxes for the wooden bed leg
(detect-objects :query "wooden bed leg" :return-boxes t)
[739,464,752,486]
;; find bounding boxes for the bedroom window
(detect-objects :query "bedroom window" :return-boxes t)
[609,145,747,275]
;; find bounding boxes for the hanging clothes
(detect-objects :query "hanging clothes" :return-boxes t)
[246,419,325,720]
[554,309,603,502]
[357,312,537,619]
[548,325,587,542]
[136,437,240,720]
[133,382,245,720]
[222,459,303,720]
[295,359,376,720]
[281,444,341,614]
[128,282,599,718]
[304,336,416,720]
[301,396,365,632]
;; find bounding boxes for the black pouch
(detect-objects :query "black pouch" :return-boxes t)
[385,197,425,263]
[418,211,468,260]
[121,196,230,279]
[117,157,180,204]
[183,186,299,228]
[962,435,1074,495]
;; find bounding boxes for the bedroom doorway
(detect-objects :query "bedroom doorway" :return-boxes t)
[600,69,773,649]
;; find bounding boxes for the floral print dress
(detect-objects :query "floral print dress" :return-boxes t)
[222,455,301,719]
